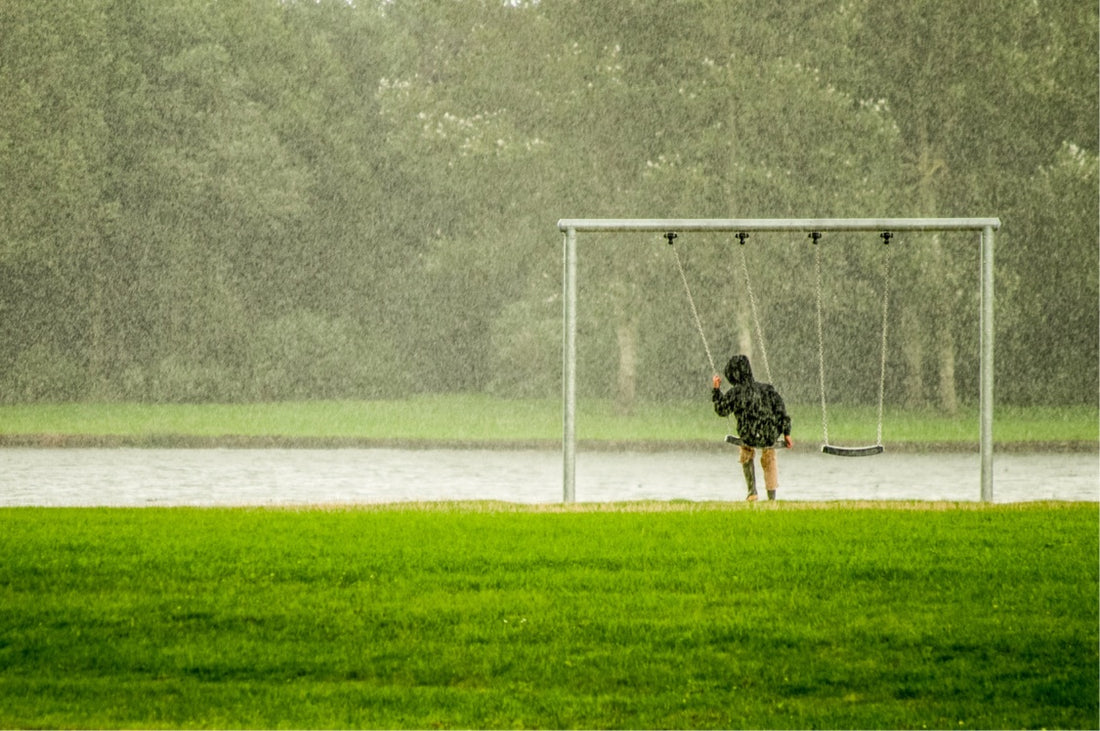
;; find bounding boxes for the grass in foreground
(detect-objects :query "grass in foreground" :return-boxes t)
[0,503,1096,729]
[0,396,1096,445]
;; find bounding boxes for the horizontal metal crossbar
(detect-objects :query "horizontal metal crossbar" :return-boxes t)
[557,217,1001,233]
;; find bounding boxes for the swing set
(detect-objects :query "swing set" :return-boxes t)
[558,218,1000,503]
[668,228,891,457]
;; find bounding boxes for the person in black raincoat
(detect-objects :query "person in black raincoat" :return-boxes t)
[712,354,793,501]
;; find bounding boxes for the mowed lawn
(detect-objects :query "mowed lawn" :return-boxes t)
[0,398,1095,446]
[0,503,1096,729]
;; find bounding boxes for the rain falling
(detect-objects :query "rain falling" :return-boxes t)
[0,1,1096,500]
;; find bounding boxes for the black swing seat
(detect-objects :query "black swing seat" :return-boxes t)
[821,444,884,457]
[725,434,789,449]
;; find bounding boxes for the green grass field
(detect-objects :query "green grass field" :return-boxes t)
[0,396,1096,447]
[1,503,1096,729]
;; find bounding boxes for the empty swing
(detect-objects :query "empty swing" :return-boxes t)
[811,231,893,457]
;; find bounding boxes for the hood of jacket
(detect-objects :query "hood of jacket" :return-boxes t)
[724,354,754,386]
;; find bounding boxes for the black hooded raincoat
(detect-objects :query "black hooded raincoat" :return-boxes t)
[712,355,792,448]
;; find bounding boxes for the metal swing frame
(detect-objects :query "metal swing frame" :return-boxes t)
[558,218,1000,503]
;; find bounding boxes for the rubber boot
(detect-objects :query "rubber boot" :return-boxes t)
[742,460,758,501]
[767,489,777,501]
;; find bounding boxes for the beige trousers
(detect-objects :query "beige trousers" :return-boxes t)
[739,445,779,490]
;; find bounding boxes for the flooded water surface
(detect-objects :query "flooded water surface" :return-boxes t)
[1,448,1096,506]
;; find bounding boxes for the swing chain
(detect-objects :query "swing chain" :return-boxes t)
[737,235,773,385]
[667,233,718,376]
[876,232,893,445]
[812,234,830,446]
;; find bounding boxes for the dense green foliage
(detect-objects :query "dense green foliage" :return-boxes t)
[0,504,1096,728]
[0,0,1095,407]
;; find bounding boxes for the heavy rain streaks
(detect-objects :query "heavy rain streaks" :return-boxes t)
[0,1,1094,457]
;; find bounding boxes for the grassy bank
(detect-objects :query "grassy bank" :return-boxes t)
[0,397,1095,448]
[1,503,1096,729]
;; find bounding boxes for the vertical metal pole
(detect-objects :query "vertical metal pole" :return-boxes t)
[980,225,995,501]
[562,227,577,503]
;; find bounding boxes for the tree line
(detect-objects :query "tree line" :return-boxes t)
[0,0,1095,408]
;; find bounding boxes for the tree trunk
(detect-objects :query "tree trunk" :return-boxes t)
[937,327,958,414]
[84,232,112,400]
[615,320,637,415]
[901,307,925,407]
[737,308,754,372]
[914,126,958,413]
[926,233,958,414]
